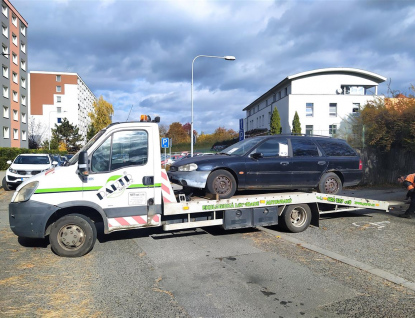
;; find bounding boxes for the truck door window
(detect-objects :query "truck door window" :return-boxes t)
[110,130,148,170]
[91,137,111,172]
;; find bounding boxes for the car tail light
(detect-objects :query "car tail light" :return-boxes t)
[359,160,363,170]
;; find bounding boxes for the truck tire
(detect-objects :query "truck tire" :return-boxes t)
[49,214,97,257]
[2,177,11,191]
[318,172,342,195]
[206,170,236,199]
[280,204,311,233]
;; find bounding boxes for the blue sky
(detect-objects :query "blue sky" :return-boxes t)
[14,0,415,133]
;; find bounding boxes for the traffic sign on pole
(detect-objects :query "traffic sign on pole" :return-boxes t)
[161,138,169,149]
[239,130,244,141]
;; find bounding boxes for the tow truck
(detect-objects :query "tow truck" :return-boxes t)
[9,116,390,257]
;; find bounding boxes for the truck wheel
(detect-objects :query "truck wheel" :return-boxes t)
[49,214,97,257]
[280,204,311,233]
[318,172,342,195]
[206,170,236,199]
[2,177,10,191]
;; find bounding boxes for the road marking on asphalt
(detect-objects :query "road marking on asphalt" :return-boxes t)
[259,227,415,292]
[352,221,390,230]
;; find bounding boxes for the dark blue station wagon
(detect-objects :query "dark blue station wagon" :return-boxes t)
[167,135,363,199]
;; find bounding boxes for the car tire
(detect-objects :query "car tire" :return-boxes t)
[318,172,342,195]
[280,204,311,233]
[2,177,11,191]
[206,170,236,199]
[49,214,97,257]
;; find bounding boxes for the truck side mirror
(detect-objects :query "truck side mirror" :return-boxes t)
[78,151,89,176]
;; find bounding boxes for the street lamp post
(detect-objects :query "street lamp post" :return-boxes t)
[191,55,235,157]
[49,110,67,150]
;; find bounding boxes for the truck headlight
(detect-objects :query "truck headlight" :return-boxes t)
[12,181,39,203]
[178,163,198,172]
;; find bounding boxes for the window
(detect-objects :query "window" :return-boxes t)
[306,125,313,136]
[292,139,319,157]
[3,106,9,118]
[21,95,26,105]
[317,140,356,157]
[21,77,26,88]
[56,86,61,92]
[12,72,17,83]
[21,130,26,141]
[57,118,62,123]
[12,90,17,102]
[2,65,8,78]
[20,42,25,53]
[329,124,337,135]
[21,25,26,36]
[306,103,313,117]
[2,24,8,38]
[12,33,17,46]
[57,107,61,113]
[13,109,17,121]
[21,59,26,71]
[3,126,9,139]
[278,91,281,99]
[12,15,17,27]
[341,85,365,95]
[3,86,8,98]
[91,130,148,172]
[329,103,337,117]
[352,103,360,115]
[284,87,288,96]
[56,75,61,82]
[21,112,26,123]
[252,138,289,157]
[57,96,61,103]
[12,53,17,64]
[13,128,18,140]
[2,44,8,57]
[2,5,8,17]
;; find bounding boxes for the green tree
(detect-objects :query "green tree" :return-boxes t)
[86,124,96,142]
[88,96,114,132]
[292,111,301,135]
[270,107,281,134]
[50,118,83,152]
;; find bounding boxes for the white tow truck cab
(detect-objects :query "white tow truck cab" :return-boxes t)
[9,116,390,257]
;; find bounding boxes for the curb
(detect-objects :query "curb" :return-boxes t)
[259,226,415,292]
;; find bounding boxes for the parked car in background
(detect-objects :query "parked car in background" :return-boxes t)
[52,155,66,166]
[3,154,57,190]
[168,135,363,199]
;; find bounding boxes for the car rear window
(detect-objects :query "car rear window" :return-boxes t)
[291,139,320,157]
[316,140,357,156]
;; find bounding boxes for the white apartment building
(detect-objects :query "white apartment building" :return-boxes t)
[29,71,96,144]
[243,68,387,136]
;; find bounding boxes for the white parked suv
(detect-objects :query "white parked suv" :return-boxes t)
[3,154,57,190]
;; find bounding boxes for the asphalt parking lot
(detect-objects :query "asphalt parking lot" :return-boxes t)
[1,178,414,317]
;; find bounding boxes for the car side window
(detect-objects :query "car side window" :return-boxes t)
[291,139,319,157]
[254,138,289,157]
[317,140,356,156]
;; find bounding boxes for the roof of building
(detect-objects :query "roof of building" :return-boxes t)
[243,67,387,111]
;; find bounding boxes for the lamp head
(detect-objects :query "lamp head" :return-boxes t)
[224,56,236,61]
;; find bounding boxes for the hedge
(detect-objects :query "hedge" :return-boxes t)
[0,147,68,170]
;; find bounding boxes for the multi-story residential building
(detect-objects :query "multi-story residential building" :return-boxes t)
[29,71,96,145]
[243,68,386,137]
[0,0,28,148]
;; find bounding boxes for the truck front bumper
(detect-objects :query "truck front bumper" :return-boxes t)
[9,200,60,238]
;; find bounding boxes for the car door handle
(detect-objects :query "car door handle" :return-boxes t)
[318,161,326,165]
[280,161,289,166]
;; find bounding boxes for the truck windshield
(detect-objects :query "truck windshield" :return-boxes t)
[220,137,263,156]
[67,129,106,165]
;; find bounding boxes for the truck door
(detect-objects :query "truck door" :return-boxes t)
[83,128,160,228]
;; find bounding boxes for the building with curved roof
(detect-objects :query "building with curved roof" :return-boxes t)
[243,68,387,137]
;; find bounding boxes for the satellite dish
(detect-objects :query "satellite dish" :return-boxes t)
[336,88,343,94]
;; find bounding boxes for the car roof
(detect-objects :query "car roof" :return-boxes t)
[18,153,50,156]
[254,135,346,142]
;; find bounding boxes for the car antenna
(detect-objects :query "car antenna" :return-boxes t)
[126,105,134,121]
